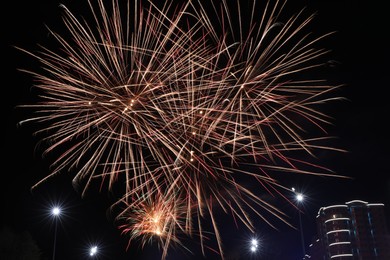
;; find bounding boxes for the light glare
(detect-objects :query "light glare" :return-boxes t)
[90,246,98,256]
[52,207,61,216]
[250,238,259,253]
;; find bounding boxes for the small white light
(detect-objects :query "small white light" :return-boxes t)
[250,238,259,253]
[251,239,258,246]
[90,246,98,256]
[52,207,61,216]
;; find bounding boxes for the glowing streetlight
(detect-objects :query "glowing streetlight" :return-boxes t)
[51,206,61,260]
[89,245,98,257]
[292,188,305,258]
[250,238,259,252]
[296,193,304,202]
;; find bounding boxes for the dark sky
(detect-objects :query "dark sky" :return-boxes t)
[2,0,389,259]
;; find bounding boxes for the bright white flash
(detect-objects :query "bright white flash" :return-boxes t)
[90,246,98,256]
[250,238,259,252]
[52,207,61,216]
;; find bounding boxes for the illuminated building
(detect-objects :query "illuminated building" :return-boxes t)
[306,200,390,260]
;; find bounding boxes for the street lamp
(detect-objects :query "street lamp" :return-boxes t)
[89,245,98,257]
[250,238,259,253]
[51,206,61,260]
[292,188,305,258]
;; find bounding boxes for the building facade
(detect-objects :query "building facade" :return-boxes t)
[307,200,390,260]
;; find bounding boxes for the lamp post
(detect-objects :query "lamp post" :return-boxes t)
[292,188,305,258]
[51,206,61,260]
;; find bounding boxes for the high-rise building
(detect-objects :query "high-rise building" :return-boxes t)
[306,200,390,260]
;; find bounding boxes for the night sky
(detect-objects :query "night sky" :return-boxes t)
[2,0,389,259]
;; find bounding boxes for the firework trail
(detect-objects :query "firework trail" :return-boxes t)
[17,0,345,258]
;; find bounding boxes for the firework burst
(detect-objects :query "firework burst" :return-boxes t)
[18,0,346,258]
[116,189,189,260]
